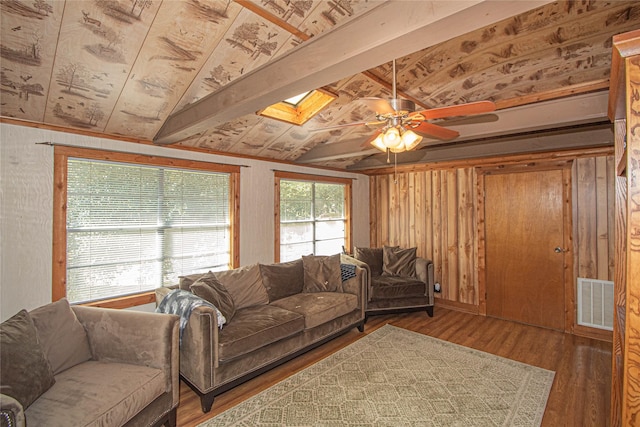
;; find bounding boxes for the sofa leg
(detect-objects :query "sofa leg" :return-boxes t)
[166,408,177,427]
[201,392,215,413]
[426,306,434,317]
[357,321,365,333]
[152,408,176,427]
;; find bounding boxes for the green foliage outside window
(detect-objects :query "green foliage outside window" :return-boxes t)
[279,179,346,261]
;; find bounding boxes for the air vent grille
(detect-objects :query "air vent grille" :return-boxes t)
[577,278,613,331]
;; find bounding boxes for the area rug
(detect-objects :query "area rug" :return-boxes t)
[200,324,555,426]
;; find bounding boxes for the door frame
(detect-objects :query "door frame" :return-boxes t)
[476,160,575,333]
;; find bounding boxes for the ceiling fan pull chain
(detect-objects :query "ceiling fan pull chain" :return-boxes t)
[394,152,398,185]
[387,148,391,164]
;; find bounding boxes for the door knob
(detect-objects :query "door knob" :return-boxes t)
[554,247,563,253]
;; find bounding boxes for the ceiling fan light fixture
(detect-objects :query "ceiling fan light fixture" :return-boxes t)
[371,126,423,153]
[401,129,422,151]
[371,133,387,152]
[383,127,401,148]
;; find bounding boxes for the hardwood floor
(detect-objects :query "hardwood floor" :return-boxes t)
[176,307,612,427]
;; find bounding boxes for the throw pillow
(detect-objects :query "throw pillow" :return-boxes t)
[354,247,386,277]
[259,259,304,302]
[382,246,417,277]
[340,263,357,282]
[214,264,269,310]
[178,271,211,291]
[30,298,93,374]
[190,272,236,322]
[302,254,342,293]
[0,310,55,409]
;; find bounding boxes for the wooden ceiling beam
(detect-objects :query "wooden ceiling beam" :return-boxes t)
[349,124,613,171]
[296,91,610,164]
[154,0,553,145]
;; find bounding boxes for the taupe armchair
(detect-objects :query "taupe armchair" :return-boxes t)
[0,300,179,427]
[352,246,434,319]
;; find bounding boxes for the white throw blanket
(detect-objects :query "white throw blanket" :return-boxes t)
[156,289,226,344]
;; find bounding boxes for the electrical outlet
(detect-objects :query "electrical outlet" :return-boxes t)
[434,282,441,293]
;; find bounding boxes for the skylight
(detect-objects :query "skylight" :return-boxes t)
[283,91,311,106]
[257,88,337,126]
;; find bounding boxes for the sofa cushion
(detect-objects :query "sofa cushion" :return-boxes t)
[302,254,342,293]
[271,292,358,329]
[382,246,417,277]
[25,361,165,427]
[0,310,55,409]
[215,264,269,310]
[217,305,304,363]
[370,275,426,300]
[354,247,385,277]
[30,298,92,374]
[191,273,236,322]
[259,259,304,302]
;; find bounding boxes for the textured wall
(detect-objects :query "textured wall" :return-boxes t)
[0,123,369,321]
[1,125,54,320]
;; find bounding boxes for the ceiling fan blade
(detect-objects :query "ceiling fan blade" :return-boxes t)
[433,113,499,126]
[413,122,459,140]
[358,97,395,114]
[308,120,385,132]
[412,100,496,120]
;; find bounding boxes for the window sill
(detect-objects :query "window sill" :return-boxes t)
[79,291,156,309]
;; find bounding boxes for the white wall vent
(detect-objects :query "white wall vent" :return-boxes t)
[577,278,614,331]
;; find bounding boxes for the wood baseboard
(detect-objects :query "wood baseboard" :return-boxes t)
[572,324,613,343]
[434,298,613,343]
[434,298,479,315]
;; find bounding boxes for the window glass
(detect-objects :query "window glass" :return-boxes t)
[278,177,349,262]
[65,158,231,303]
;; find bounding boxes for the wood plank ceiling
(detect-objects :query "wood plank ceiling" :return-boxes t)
[1,1,638,170]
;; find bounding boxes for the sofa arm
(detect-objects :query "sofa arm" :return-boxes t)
[1,393,25,427]
[179,305,220,393]
[341,254,370,305]
[72,306,180,405]
[155,285,175,307]
[416,258,435,304]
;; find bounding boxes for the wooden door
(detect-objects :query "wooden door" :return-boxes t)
[484,169,566,330]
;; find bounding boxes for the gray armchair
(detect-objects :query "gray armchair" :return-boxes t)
[352,246,434,319]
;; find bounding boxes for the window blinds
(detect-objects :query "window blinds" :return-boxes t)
[66,159,230,303]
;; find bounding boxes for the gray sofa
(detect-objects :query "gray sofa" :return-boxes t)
[0,298,179,427]
[156,253,366,413]
[353,246,434,318]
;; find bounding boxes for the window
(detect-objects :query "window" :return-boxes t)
[53,146,240,307]
[275,171,351,262]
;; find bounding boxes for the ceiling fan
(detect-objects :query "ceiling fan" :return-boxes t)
[313,59,497,154]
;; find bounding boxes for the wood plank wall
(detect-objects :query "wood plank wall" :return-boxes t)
[574,156,616,282]
[370,169,478,306]
[369,154,615,314]
[612,119,627,427]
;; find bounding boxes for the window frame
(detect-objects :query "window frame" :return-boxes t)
[53,146,240,308]
[274,171,352,262]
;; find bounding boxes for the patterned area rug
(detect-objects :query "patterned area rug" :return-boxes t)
[200,325,555,426]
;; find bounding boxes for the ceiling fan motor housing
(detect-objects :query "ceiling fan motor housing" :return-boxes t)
[388,98,415,115]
